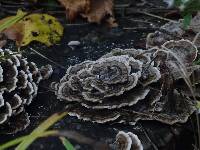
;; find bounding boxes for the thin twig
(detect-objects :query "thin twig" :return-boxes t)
[128,18,154,24]
[139,124,159,150]
[123,27,160,30]
[114,4,131,8]
[193,32,200,44]
[29,48,66,69]
[138,11,178,23]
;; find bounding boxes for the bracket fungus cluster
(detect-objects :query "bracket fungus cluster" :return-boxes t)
[54,39,199,126]
[0,49,52,134]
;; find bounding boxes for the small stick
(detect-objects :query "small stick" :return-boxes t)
[193,32,200,44]
[29,48,66,69]
[139,124,159,150]
[138,11,178,23]
[123,27,159,30]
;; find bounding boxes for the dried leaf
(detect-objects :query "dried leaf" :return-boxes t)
[57,0,91,21]
[0,33,7,48]
[81,0,117,27]
[0,10,26,46]
[57,0,118,27]
[0,10,26,32]
[1,21,24,43]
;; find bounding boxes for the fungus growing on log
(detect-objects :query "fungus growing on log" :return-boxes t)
[0,49,52,134]
[54,39,198,125]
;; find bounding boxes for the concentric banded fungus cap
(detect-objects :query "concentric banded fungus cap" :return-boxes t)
[55,40,198,126]
[56,55,148,103]
[155,39,198,80]
[0,49,52,134]
[146,21,185,48]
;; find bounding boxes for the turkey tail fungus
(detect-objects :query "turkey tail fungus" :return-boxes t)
[54,39,199,126]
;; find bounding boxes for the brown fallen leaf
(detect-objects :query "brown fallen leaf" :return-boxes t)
[82,0,118,27]
[0,33,7,48]
[0,17,24,45]
[57,0,91,21]
[57,0,118,27]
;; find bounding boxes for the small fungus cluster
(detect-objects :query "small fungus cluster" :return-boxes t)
[115,131,143,150]
[54,39,198,125]
[146,13,200,49]
[0,49,52,133]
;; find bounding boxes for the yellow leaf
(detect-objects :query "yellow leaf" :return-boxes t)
[0,11,63,47]
[20,13,64,46]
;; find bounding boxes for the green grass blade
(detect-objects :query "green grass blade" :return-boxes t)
[0,10,26,32]
[0,136,26,150]
[0,130,58,150]
[15,112,67,150]
[60,137,76,150]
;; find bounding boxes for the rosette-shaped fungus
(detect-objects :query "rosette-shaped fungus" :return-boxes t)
[0,49,52,134]
[54,39,198,125]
